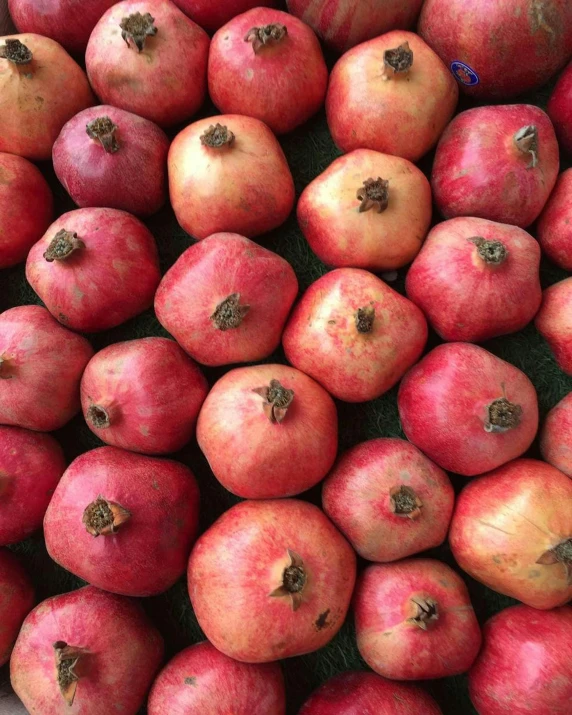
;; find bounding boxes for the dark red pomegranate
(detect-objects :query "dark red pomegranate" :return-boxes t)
[537,169,572,270]
[173,1,279,33]
[541,391,572,477]
[548,59,572,155]
[0,549,34,667]
[535,278,572,375]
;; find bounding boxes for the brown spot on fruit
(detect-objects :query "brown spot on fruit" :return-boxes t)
[315,609,331,630]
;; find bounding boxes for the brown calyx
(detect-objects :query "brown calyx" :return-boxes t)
[54,641,88,706]
[269,549,307,611]
[514,125,538,169]
[43,229,84,262]
[407,597,439,630]
[390,485,423,520]
[86,405,111,429]
[383,42,413,76]
[484,397,522,433]
[82,496,131,537]
[355,305,375,333]
[253,379,294,423]
[120,12,157,52]
[537,538,572,585]
[0,39,32,65]
[200,123,235,148]
[244,24,288,54]
[0,355,14,380]
[86,116,119,153]
[210,294,250,330]
[357,177,389,213]
[469,237,508,265]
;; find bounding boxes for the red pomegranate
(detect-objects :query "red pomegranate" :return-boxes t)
[26,207,161,333]
[154,233,298,366]
[536,278,572,374]
[0,152,53,268]
[148,640,286,715]
[81,338,208,455]
[537,170,572,270]
[322,438,454,562]
[86,0,209,127]
[548,60,572,154]
[197,364,337,499]
[287,0,424,53]
[0,305,93,431]
[354,558,481,680]
[541,392,572,477]
[326,30,458,161]
[53,105,169,217]
[419,0,572,98]
[449,459,572,610]
[173,0,279,33]
[169,115,295,240]
[469,604,572,715]
[0,33,93,160]
[0,426,65,545]
[10,585,163,714]
[432,105,559,228]
[297,149,432,271]
[188,499,356,662]
[283,268,428,403]
[208,8,328,135]
[44,446,200,596]
[0,549,34,667]
[398,343,539,476]
[299,670,442,715]
[405,217,542,342]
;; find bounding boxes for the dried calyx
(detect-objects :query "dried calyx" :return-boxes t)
[82,496,131,537]
[120,12,157,52]
[244,24,287,54]
[357,177,389,213]
[0,39,32,65]
[469,237,508,265]
[44,230,85,262]
[514,125,538,169]
[269,549,307,611]
[408,597,439,630]
[211,294,250,330]
[355,305,375,334]
[200,123,235,148]
[383,42,413,75]
[86,116,119,153]
[87,404,111,429]
[390,486,423,520]
[537,538,572,584]
[253,379,294,423]
[484,397,522,433]
[54,641,87,706]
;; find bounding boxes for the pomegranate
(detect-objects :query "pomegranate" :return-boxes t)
[8,0,117,55]
[168,115,295,240]
[326,31,458,161]
[537,169,572,270]
[196,364,337,498]
[322,438,454,562]
[26,207,161,333]
[0,549,34,667]
[154,233,298,366]
[418,0,572,98]
[0,305,93,431]
[299,671,442,715]
[432,105,559,228]
[449,458,572,610]
[53,105,169,217]
[548,60,572,154]
[297,149,432,271]
[86,0,209,127]
[287,0,425,53]
[0,425,65,545]
[398,343,539,476]
[405,217,542,342]
[536,278,572,374]
[81,338,208,455]
[44,446,200,597]
[354,558,481,680]
[188,499,356,662]
[282,268,428,403]
[541,392,572,477]
[148,640,286,715]
[469,604,572,715]
[0,33,93,160]
[0,152,53,268]
[10,585,163,713]
[208,8,327,135]
[173,1,279,33]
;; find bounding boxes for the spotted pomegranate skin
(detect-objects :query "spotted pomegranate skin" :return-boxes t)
[0,549,34,667]
[537,170,572,270]
[548,60,572,154]
[541,391,572,477]
[536,278,572,375]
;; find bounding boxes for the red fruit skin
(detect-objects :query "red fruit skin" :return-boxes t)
[86,0,209,127]
[326,31,458,161]
[0,426,65,545]
[53,105,169,217]
[287,0,424,54]
[299,670,442,715]
[154,233,298,366]
[537,170,572,270]
[397,343,539,476]
[354,558,481,680]
[0,33,94,160]
[188,499,356,662]
[173,0,279,33]
[81,338,208,455]
[298,149,432,271]
[535,278,572,374]
[8,0,117,55]
[169,115,295,239]
[405,217,542,342]
[468,605,572,715]
[0,550,34,667]
[449,459,572,610]
[548,60,572,154]
[431,105,559,228]
[283,268,428,403]
[44,446,200,597]
[10,585,164,715]
[148,640,286,715]
[418,0,572,99]
[208,8,328,135]
[541,392,572,477]
[0,305,93,431]
[322,438,454,562]
[26,207,161,333]
[196,364,338,499]
[0,152,53,268]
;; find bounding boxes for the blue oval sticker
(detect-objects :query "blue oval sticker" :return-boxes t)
[450,61,479,86]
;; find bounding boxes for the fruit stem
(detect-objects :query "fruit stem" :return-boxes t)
[355,305,375,333]
[0,39,32,65]
[86,116,119,153]
[470,237,508,265]
[484,397,522,433]
[269,549,306,611]
[120,12,157,52]
[383,42,413,78]
[514,125,538,169]
[408,597,439,630]
[253,379,294,423]
[53,641,87,707]
[244,24,288,54]
[86,405,111,429]
[200,123,235,148]
[43,230,85,262]
[537,538,572,585]
[390,485,423,520]
[82,496,131,537]
[357,178,389,213]
[211,294,250,330]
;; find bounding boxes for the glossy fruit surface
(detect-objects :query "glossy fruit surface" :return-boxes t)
[541,391,572,477]
[0,549,34,667]
[548,60,572,154]
[537,169,572,270]
[536,277,572,375]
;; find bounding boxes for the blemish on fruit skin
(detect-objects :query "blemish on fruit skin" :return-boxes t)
[315,609,331,630]
[245,68,254,80]
[184,676,197,686]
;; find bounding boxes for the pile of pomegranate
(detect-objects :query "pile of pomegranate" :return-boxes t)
[1,0,572,713]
